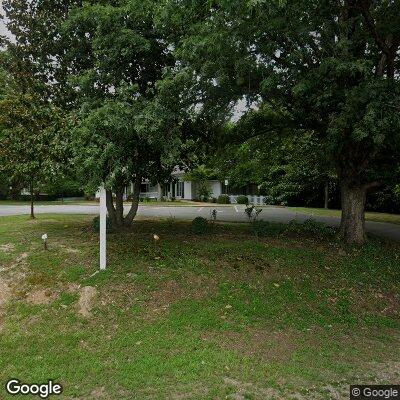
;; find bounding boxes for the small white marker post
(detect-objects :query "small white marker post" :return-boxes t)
[99,185,107,270]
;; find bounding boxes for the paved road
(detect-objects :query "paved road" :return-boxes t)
[1,204,400,241]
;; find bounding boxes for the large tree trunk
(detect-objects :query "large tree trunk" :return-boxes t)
[104,176,141,230]
[29,180,35,219]
[340,182,367,244]
[106,189,117,228]
[125,176,142,227]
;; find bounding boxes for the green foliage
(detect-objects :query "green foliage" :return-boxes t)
[186,166,215,202]
[0,89,64,193]
[251,221,285,237]
[217,194,230,204]
[287,219,336,237]
[251,218,335,239]
[197,183,212,202]
[191,216,208,234]
[236,195,249,205]
[92,215,111,233]
[42,178,83,198]
[163,0,400,242]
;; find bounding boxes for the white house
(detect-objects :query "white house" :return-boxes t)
[98,168,264,203]
[130,168,224,201]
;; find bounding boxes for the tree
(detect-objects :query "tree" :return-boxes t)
[0,2,77,215]
[63,0,184,229]
[184,166,214,201]
[0,89,62,218]
[1,0,82,108]
[163,0,400,243]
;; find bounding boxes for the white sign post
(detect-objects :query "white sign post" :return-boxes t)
[99,185,107,270]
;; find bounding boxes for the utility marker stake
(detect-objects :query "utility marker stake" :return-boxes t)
[99,185,107,270]
[42,234,48,250]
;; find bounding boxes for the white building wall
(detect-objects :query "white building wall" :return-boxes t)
[183,181,192,200]
[210,181,222,198]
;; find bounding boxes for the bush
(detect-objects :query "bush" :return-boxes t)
[236,195,249,205]
[251,221,285,237]
[287,219,335,237]
[191,216,209,234]
[92,215,112,232]
[197,182,212,202]
[217,194,231,204]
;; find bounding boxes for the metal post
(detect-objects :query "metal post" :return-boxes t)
[99,185,107,270]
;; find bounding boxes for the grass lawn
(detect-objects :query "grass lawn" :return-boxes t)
[290,206,400,225]
[0,215,399,399]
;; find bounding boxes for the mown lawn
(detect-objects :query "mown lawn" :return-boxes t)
[0,215,399,399]
[290,206,400,225]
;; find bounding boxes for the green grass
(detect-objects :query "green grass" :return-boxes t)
[0,214,399,399]
[290,206,400,225]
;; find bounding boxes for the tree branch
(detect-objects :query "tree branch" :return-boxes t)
[357,0,390,56]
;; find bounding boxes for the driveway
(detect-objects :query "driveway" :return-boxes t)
[1,204,400,241]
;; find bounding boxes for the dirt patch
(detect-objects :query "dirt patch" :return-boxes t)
[6,252,29,271]
[204,327,299,363]
[26,289,58,305]
[78,286,97,317]
[178,272,218,301]
[0,243,15,253]
[59,243,81,254]
[223,377,285,400]
[146,280,183,316]
[0,251,29,274]
[0,279,12,307]
[15,252,28,263]
[89,386,107,399]
[66,283,81,293]
[362,361,400,382]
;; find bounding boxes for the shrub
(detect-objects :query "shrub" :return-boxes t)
[251,221,285,237]
[236,195,249,205]
[217,194,231,204]
[211,197,217,203]
[197,182,212,202]
[191,216,209,234]
[92,215,112,232]
[287,218,335,237]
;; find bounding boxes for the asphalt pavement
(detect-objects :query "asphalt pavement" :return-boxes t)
[1,204,400,241]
